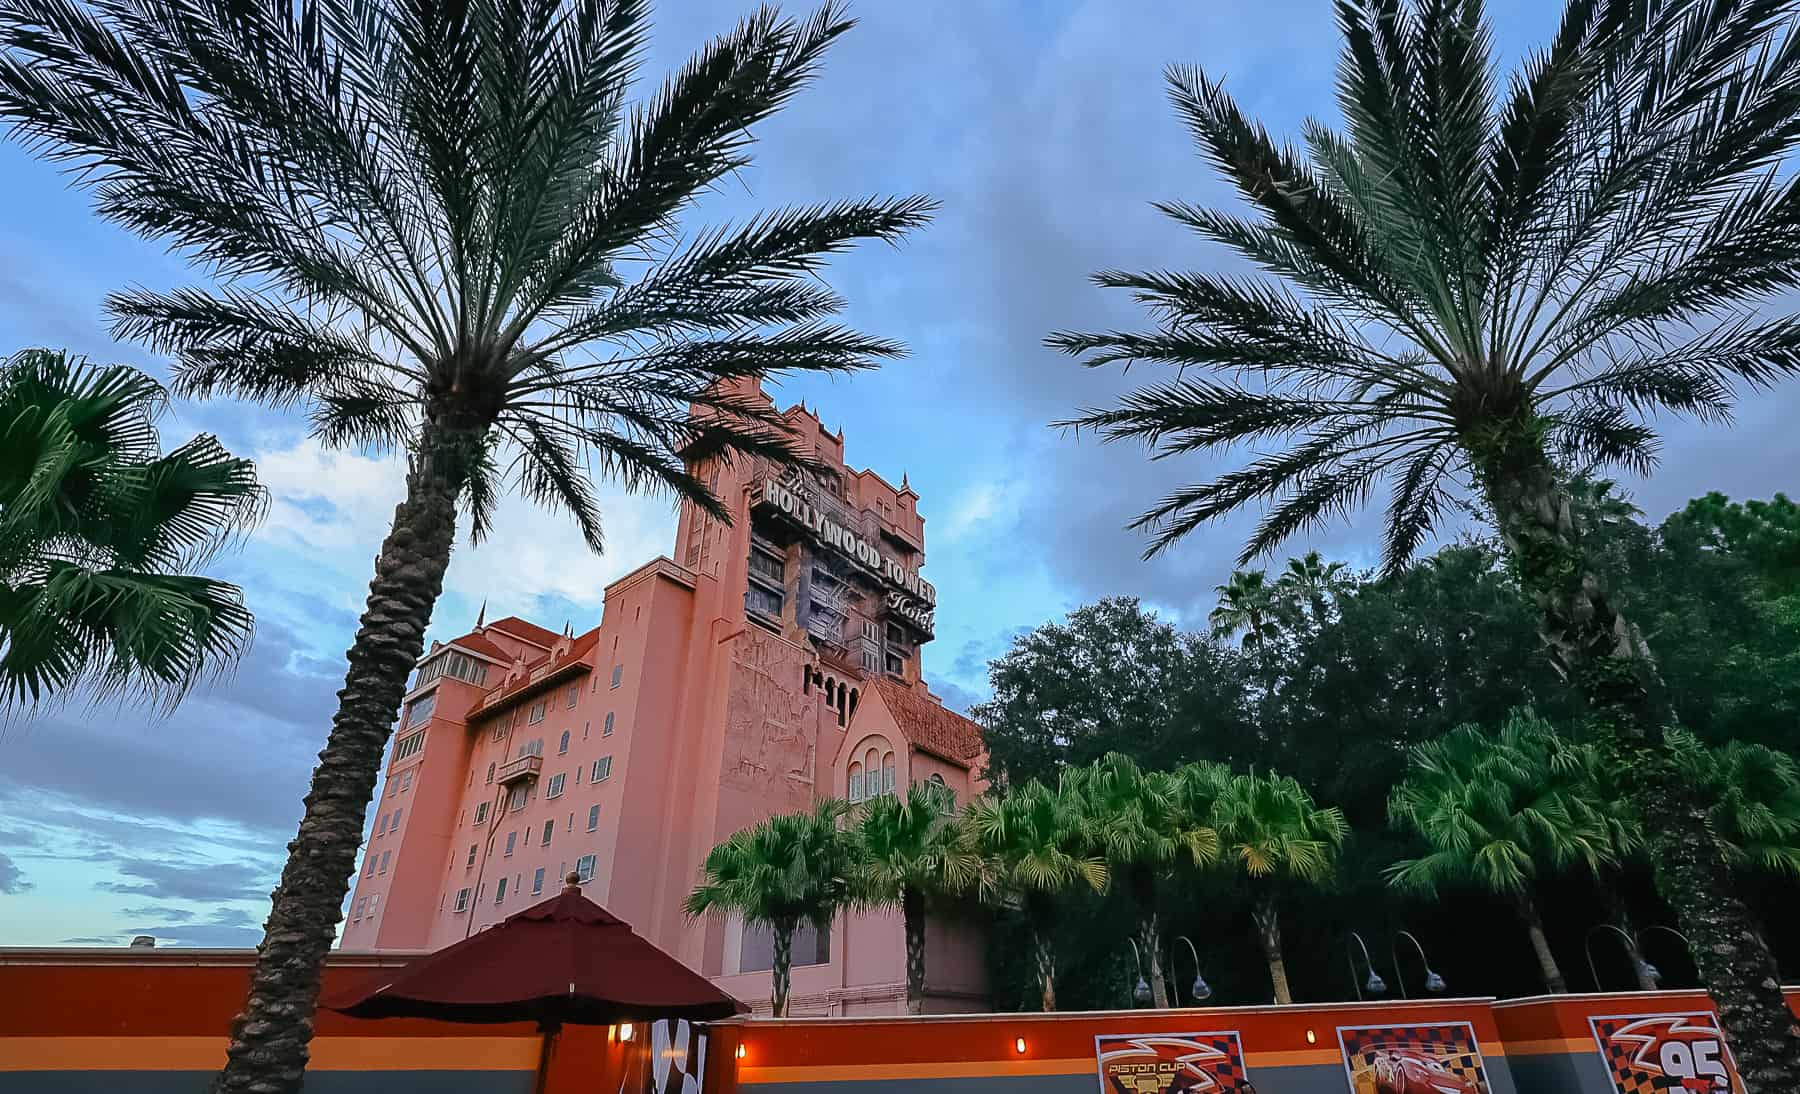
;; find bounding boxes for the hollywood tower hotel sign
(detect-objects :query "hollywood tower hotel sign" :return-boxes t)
[339,378,990,1016]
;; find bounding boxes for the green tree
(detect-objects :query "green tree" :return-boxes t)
[1676,492,1800,592]
[1209,569,1280,648]
[965,779,1108,1011]
[0,349,261,711]
[1387,710,1618,993]
[0,1,929,1087]
[1275,549,1350,629]
[1067,753,1219,1007]
[972,597,1256,786]
[685,800,857,1017]
[1208,769,1346,1004]
[1051,1,1800,1077]
[850,782,985,1014]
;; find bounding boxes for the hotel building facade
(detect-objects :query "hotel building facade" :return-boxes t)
[340,381,991,1015]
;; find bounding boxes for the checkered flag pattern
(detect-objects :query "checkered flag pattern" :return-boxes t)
[1592,1016,1738,1094]
[1191,1034,1251,1093]
[1339,1024,1491,1093]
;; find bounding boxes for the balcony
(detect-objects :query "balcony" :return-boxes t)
[495,754,542,786]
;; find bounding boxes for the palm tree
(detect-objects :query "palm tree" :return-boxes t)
[1387,709,1618,993]
[964,779,1107,1011]
[849,782,984,1015]
[1,349,261,711]
[685,800,856,1017]
[0,1,928,1087]
[1049,1,1800,1077]
[1208,569,1279,648]
[1276,550,1349,627]
[1208,770,1346,1004]
[1067,753,1218,1008]
[1668,731,1800,878]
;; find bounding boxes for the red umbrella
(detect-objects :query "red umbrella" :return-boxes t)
[329,875,745,1091]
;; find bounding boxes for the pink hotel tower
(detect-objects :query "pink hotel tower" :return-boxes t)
[341,380,992,1014]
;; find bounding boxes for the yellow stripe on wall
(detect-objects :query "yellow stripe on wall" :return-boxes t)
[0,1036,541,1072]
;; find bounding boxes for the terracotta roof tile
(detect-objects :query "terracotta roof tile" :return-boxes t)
[445,632,509,661]
[485,616,561,648]
[468,627,600,717]
[872,678,985,765]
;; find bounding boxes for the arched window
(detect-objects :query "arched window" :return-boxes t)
[848,761,865,803]
[557,730,570,755]
[848,689,858,718]
[881,752,896,795]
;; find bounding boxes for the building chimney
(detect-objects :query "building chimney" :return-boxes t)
[129,936,156,949]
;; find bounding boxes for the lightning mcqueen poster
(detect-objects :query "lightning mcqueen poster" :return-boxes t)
[1095,1032,1254,1094]
[1589,1012,1744,1093]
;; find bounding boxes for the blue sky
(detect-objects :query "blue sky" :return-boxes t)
[5,0,1799,947]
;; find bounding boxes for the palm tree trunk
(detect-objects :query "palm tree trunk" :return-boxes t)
[1515,893,1567,994]
[1032,928,1057,1012]
[1251,893,1292,1005]
[1137,906,1169,1008]
[902,886,927,1016]
[213,418,473,1094]
[1472,427,1800,1085]
[771,922,794,1018]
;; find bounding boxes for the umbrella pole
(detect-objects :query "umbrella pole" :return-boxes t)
[533,1023,560,1094]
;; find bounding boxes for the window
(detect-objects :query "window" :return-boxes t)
[533,867,546,895]
[885,623,910,676]
[508,784,529,811]
[504,831,516,857]
[861,648,878,673]
[528,700,547,724]
[745,582,782,620]
[492,722,506,741]
[848,765,864,803]
[473,802,490,825]
[610,665,622,689]
[363,854,375,877]
[567,684,579,708]
[883,758,895,794]
[495,877,508,904]
[546,773,565,799]
[541,820,554,847]
[405,693,436,727]
[416,650,490,689]
[453,887,471,913]
[466,844,477,867]
[353,897,366,920]
[575,854,596,881]
[486,762,495,784]
[394,731,426,761]
[376,813,389,837]
[379,850,391,875]
[603,712,614,736]
[587,805,600,832]
[399,770,414,791]
[591,756,612,782]
[558,730,570,755]
[748,541,785,585]
[740,921,830,972]
[367,893,379,916]
[929,772,956,813]
[390,808,402,831]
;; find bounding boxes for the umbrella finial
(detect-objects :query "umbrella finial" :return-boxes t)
[564,872,582,893]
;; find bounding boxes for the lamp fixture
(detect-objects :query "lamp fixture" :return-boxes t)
[618,1023,635,1042]
[1015,1037,1027,1055]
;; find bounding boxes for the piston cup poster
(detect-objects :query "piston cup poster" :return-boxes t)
[1095,1032,1254,1094]
[1589,1013,1744,1093]
[1336,1022,1492,1094]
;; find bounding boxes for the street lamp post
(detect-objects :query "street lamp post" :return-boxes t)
[1346,932,1386,1002]
[1125,938,1152,1007]
[1390,931,1447,998]
[1586,923,1660,991]
[1172,935,1212,1006]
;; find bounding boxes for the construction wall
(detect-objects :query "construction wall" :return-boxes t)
[2,949,1795,1094]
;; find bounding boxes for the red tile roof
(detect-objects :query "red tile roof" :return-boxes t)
[485,616,561,648]
[873,678,985,766]
[468,628,600,718]
[445,631,510,662]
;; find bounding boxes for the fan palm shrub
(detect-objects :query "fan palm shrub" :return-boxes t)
[849,781,985,1014]
[1067,752,1219,1007]
[1387,709,1618,992]
[0,348,261,710]
[1209,770,1347,1004]
[0,1,929,1087]
[965,779,1107,1011]
[685,799,857,1017]
[1051,0,1800,1077]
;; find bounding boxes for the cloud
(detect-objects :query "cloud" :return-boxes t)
[118,906,195,922]
[128,906,265,948]
[0,852,30,894]
[100,858,274,904]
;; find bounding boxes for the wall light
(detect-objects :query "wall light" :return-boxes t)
[1305,1030,1317,1045]
[736,1044,747,1061]
[1014,1037,1027,1055]
[618,1023,635,1042]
